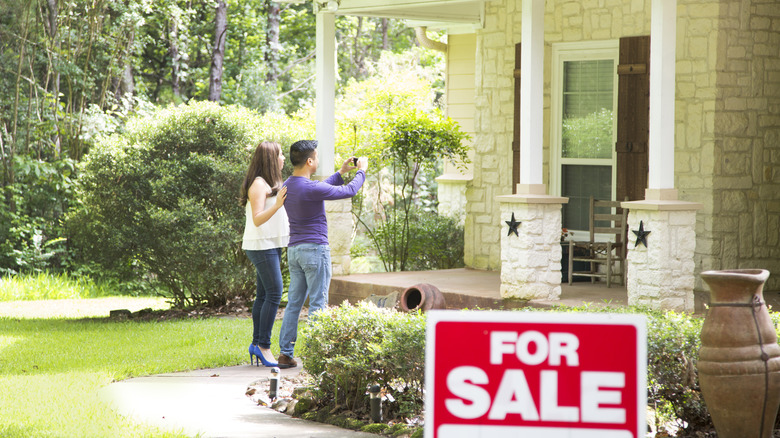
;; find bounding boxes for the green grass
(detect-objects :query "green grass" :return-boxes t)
[0,272,121,301]
[0,315,281,437]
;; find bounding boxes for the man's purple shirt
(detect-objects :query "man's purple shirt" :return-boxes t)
[283,170,366,246]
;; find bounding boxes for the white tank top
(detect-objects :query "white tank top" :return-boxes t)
[242,183,290,250]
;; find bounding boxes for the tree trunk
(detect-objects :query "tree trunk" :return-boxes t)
[351,16,365,77]
[208,0,227,102]
[169,18,181,99]
[45,0,61,153]
[380,18,389,50]
[264,0,280,86]
[115,31,135,102]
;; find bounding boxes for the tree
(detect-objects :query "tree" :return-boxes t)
[208,0,228,102]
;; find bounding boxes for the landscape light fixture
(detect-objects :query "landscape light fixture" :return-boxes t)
[269,367,280,399]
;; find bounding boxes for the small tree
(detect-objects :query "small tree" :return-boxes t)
[357,109,469,271]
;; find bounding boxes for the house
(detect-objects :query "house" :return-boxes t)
[305,0,780,311]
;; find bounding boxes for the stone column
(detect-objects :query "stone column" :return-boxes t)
[496,185,567,301]
[623,189,702,312]
[326,198,353,276]
[435,174,471,225]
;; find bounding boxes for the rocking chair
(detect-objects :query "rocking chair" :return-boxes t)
[567,197,628,288]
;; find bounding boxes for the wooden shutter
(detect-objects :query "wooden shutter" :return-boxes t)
[616,36,650,202]
[512,43,521,194]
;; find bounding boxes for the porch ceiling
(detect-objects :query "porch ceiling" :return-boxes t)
[332,0,485,25]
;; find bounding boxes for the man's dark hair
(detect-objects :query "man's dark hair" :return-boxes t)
[289,140,318,167]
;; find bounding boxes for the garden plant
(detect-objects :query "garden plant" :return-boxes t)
[296,301,780,437]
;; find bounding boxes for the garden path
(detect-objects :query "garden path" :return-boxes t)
[99,364,379,438]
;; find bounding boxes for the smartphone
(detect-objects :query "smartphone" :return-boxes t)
[352,157,358,166]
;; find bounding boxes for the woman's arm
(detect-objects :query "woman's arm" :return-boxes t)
[248,179,287,227]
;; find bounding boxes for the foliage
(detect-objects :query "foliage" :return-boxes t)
[67,101,268,308]
[300,301,426,422]
[334,49,445,169]
[354,109,469,271]
[0,156,76,275]
[300,302,780,436]
[374,209,464,271]
[645,310,710,433]
[0,313,265,437]
[561,108,613,159]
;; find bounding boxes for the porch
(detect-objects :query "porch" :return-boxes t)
[331,268,780,315]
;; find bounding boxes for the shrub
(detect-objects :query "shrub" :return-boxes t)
[0,157,76,275]
[300,301,425,421]
[374,209,464,271]
[67,101,264,308]
[299,302,780,436]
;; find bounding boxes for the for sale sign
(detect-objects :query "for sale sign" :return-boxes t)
[424,311,646,438]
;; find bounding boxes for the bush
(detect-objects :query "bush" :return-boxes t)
[67,101,264,308]
[0,157,76,275]
[374,210,464,271]
[300,301,426,422]
[299,302,780,436]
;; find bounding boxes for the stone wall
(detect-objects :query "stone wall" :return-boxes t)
[326,198,353,275]
[708,0,780,291]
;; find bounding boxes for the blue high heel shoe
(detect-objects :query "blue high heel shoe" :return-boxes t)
[248,344,278,367]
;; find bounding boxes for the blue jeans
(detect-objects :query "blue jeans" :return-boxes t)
[279,243,331,358]
[245,248,284,349]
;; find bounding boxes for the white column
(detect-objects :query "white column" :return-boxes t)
[315,10,336,176]
[648,0,676,190]
[519,0,544,187]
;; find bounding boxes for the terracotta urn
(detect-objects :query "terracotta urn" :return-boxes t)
[698,269,780,438]
[399,283,445,312]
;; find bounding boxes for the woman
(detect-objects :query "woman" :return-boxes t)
[240,141,289,367]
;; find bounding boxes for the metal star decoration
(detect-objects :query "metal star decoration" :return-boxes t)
[505,213,521,237]
[632,220,651,248]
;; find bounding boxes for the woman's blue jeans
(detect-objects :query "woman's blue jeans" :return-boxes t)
[245,248,284,349]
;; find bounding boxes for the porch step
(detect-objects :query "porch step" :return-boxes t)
[328,268,528,311]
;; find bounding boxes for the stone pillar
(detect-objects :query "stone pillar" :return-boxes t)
[496,185,568,300]
[326,198,353,276]
[623,189,702,312]
[435,174,471,225]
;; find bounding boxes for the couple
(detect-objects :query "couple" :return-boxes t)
[240,139,367,369]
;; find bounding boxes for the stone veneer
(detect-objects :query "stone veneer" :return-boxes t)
[326,198,353,276]
[463,0,779,292]
[704,0,780,291]
[497,192,566,300]
[624,200,700,312]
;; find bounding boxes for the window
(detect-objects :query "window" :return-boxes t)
[551,41,618,233]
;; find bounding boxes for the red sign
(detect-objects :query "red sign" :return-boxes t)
[425,311,646,438]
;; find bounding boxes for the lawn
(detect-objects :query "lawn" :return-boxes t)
[0,274,277,437]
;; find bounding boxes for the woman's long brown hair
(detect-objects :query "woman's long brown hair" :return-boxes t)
[239,141,283,206]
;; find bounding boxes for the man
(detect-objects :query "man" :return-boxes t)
[277,139,367,368]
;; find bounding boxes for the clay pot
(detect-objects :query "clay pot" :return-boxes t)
[399,283,445,312]
[698,269,780,438]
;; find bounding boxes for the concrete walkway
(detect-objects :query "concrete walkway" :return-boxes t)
[99,363,379,438]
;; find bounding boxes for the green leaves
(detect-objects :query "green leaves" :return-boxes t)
[300,302,426,420]
[68,101,260,308]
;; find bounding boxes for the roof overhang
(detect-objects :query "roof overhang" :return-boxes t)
[280,0,487,29]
